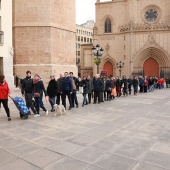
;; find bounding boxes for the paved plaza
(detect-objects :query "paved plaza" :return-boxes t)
[0,87,170,170]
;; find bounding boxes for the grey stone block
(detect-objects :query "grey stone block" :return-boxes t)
[140,151,170,169]
[0,149,18,167]
[67,134,98,146]
[23,149,64,168]
[94,154,136,170]
[70,147,107,164]
[44,156,90,170]
[0,159,41,170]
[47,141,82,155]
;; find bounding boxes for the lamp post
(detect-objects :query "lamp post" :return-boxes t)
[92,44,104,74]
[116,61,124,78]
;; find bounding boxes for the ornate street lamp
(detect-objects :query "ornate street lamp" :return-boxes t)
[116,61,124,78]
[92,44,104,74]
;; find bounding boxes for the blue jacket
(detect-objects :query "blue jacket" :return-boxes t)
[62,77,73,92]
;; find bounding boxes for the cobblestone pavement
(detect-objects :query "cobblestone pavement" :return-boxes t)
[0,87,170,170]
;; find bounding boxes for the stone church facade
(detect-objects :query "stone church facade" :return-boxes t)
[81,0,170,78]
[13,0,77,84]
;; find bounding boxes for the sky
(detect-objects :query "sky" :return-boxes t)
[76,0,109,25]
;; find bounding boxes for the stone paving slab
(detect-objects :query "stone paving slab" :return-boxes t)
[0,87,170,169]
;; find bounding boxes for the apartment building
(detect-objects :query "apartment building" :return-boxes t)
[76,20,94,76]
[0,0,13,84]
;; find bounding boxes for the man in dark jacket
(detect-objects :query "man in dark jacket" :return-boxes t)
[47,75,58,112]
[70,72,79,108]
[87,75,94,104]
[115,76,121,97]
[61,72,73,110]
[93,74,103,104]
[21,71,37,115]
[56,74,63,105]
[127,76,132,95]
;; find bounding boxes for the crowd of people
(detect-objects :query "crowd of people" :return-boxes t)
[0,71,167,121]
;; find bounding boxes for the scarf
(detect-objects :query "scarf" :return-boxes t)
[33,77,41,84]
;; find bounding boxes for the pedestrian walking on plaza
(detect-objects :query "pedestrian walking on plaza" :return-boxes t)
[47,75,58,112]
[61,72,73,110]
[115,76,121,97]
[93,74,103,104]
[144,77,148,93]
[121,75,128,96]
[56,74,63,105]
[0,75,11,121]
[81,76,89,107]
[70,72,79,108]
[33,74,48,117]
[132,76,138,96]
[139,76,144,92]
[21,71,37,115]
[87,75,94,104]
[127,76,132,95]
[105,76,112,101]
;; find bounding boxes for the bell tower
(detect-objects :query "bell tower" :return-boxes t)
[13,0,77,84]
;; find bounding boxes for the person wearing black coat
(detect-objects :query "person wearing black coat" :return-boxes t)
[61,72,73,110]
[47,75,58,112]
[132,76,139,95]
[115,76,121,97]
[81,76,89,107]
[70,72,80,108]
[56,74,63,105]
[127,76,132,95]
[121,75,128,96]
[93,74,103,104]
[87,76,94,104]
[105,77,112,101]
[33,74,48,117]
[21,71,37,115]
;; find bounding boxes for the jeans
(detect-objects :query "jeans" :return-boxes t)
[83,93,88,104]
[158,84,162,89]
[0,99,10,117]
[49,96,56,110]
[34,97,47,115]
[71,89,78,107]
[133,86,138,93]
[149,85,154,92]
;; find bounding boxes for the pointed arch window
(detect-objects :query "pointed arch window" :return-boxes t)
[105,18,111,33]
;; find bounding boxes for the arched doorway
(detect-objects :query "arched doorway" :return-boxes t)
[143,58,159,77]
[103,61,113,76]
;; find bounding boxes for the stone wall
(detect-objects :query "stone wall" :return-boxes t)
[13,0,77,86]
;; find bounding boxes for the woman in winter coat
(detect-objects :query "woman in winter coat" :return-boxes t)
[33,74,48,117]
[121,75,128,96]
[132,76,138,96]
[105,77,112,101]
[81,76,89,107]
[0,75,11,121]
[47,75,58,112]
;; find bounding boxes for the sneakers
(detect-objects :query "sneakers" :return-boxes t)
[45,110,48,116]
[34,114,40,117]
[8,117,11,121]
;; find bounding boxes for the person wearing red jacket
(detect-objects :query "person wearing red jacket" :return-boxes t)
[0,75,11,121]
